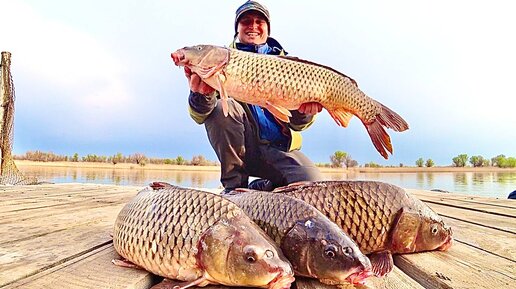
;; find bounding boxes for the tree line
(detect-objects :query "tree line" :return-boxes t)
[328,151,516,168]
[15,150,516,169]
[14,151,219,167]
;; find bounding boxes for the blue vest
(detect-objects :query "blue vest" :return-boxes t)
[236,40,289,151]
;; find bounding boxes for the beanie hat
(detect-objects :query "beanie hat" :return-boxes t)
[234,1,271,34]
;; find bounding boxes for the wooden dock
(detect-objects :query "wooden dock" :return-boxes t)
[0,184,514,289]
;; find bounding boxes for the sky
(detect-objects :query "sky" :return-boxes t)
[1,0,515,166]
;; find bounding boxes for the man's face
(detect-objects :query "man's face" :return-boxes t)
[237,11,269,45]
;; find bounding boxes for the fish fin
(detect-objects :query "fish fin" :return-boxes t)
[328,108,354,127]
[272,185,289,192]
[288,181,313,187]
[391,208,420,253]
[223,188,255,195]
[214,73,229,117]
[112,258,143,269]
[368,251,394,277]
[149,181,173,190]
[271,181,312,192]
[278,55,358,87]
[265,101,292,123]
[150,277,209,289]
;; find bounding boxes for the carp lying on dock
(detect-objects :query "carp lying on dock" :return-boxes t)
[272,181,453,277]
[113,186,294,289]
[224,190,373,285]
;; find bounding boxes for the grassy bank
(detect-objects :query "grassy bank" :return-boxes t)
[15,160,516,173]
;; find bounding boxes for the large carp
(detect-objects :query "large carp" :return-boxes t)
[113,186,295,289]
[271,181,453,277]
[223,190,373,285]
[171,45,409,159]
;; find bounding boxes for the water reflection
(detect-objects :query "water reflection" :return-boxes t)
[416,172,424,186]
[17,165,516,198]
[472,172,485,184]
[19,165,223,189]
[426,173,435,188]
[497,172,516,184]
[454,173,468,186]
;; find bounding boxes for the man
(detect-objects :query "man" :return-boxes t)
[185,1,322,192]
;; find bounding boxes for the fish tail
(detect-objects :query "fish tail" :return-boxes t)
[364,103,409,159]
[365,119,392,159]
[376,102,409,132]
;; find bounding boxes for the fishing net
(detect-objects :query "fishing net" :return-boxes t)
[0,51,38,185]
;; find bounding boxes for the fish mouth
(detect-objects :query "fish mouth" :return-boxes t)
[345,269,374,285]
[267,272,295,289]
[319,268,373,286]
[171,50,186,66]
[437,236,453,251]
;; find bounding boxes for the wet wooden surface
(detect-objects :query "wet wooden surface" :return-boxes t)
[0,184,514,289]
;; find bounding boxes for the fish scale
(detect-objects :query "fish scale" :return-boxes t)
[223,190,373,285]
[171,45,409,159]
[114,187,238,279]
[275,181,440,253]
[114,185,297,289]
[226,192,316,244]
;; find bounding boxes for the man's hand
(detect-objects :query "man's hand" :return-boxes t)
[185,67,215,95]
[298,102,323,115]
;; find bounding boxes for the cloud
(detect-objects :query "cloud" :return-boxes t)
[2,1,137,137]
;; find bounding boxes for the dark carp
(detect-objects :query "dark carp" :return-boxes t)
[223,190,373,285]
[272,181,453,277]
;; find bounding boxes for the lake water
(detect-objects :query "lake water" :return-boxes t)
[17,165,516,199]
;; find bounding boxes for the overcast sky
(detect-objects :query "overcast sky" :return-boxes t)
[1,0,515,166]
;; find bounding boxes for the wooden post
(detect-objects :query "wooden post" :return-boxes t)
[0,52,38,184]
[0,51,11,169]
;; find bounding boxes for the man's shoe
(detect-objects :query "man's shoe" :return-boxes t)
[248,179,274,191]
[221,188,234,195]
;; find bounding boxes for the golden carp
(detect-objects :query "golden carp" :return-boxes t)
[171,45,409,159]
[113,186,295,289]
[272,181,453,277]
[223,190,372,285]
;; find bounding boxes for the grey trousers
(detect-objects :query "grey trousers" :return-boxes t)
[204,99,322,190]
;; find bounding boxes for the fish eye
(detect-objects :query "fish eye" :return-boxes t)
[343,246,353,256]
[246,255,256,263]
[431,225,439,235]
[196,46,203,51]
[244,248,258,263]
[324,244,338,259]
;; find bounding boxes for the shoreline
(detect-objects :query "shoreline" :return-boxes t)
[15,160,516,173]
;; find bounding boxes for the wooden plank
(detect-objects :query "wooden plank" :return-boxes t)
[0,190,137,224]
[408,189,516,209]
[0,188,134,214]
[422,202,515,233]
[0,184,140,203]
[0,203,126,245]
[442,216,515,261]
[394,243,515,289]
[3,244,156,289]
[410,192,516,217]
[0,218,114,286]
[295,269,425,289]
